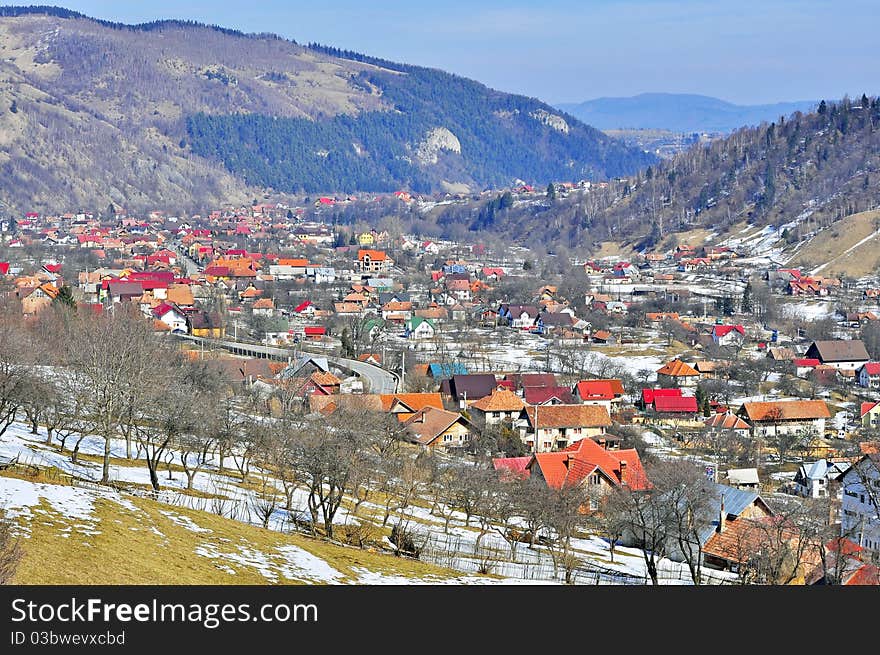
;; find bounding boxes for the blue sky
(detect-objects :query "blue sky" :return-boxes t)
[44,1,880,105]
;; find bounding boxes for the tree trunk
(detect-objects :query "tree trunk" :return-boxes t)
[101,434,112,484]
[148,461,161,492]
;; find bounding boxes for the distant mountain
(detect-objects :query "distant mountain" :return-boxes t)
[556,93,818,134]
[0,7,655,213]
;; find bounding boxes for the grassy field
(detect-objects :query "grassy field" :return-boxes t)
[3,470,483,585]
[789,209,880,277]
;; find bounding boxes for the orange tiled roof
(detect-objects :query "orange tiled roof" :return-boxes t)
[657,359,700,376]
[380,393,444,413]
[740,400,830,422]
[470,388,526,412]
[524,404,611,429]
[531,438,648,491]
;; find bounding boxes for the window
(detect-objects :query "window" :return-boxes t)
[492,412,500,418]
[543,442,552,450]
[589,498,599,511]
[444,435,452,442]
[589,473,600,485]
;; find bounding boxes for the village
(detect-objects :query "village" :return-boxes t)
[0,195,879,586]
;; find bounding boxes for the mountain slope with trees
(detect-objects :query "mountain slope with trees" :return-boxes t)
[420,95,880,255]
[0,6,654,212]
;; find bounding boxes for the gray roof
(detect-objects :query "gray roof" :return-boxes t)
[724,468,760,485]
[697,483,765,546]
[799,459,850,481]
[806,340,870,363]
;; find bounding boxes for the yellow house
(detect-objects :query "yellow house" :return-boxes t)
[357,231,375,246]
[861,401,880,429]
[402,407,473,450]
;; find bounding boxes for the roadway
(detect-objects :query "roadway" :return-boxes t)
[175,334,398,394]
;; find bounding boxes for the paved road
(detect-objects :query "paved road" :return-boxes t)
[175,335,398,394]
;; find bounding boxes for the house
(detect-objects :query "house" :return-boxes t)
[837,453,880,554]
[427,362,469,379]
[440,373,499,407]
[862,401,880,429]
[151,303,188,333]
[357,353,383,366]
[656,359,700,387]
[703,412,752,438]
[186,310,226,338]
[804,340,871,371]
[251,298,275,316]
[793,459,850,499]
[523,386,576,405]
[794,358,821,378]
[519,404,612,452]
[856,362,880,388]
[469,388,526,428]
[106,281,144,305]
[712,324,745,347]
[405,316,436,340]
[722,468,760,490]
[805,538,880,585]
[357,249,393,274]
[697,484,783,574]
[639,387,684,410]
[648,395,700,424]
[737,399,831,438]
[402,407,474,450]
[526,437,649,509]
[573,379,625,413]
[498,304,540,329]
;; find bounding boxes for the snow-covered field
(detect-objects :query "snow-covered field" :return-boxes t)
[0,420,738,585]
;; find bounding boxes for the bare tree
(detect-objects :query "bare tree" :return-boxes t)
[63,306,157,484]
[0,509,23,584]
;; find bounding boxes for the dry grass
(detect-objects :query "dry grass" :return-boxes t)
[9,485,471,585]
[790,209,880,277]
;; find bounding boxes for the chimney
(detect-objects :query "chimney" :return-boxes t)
[619,460,627,484]
[717,495,726,533]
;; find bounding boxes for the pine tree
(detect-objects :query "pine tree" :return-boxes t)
[546,183,556,201]
[52,285,76,310]
[741,281,754,314]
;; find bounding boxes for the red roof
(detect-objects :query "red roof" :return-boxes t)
[653,395,699,413]
[0,262,9,275]
[43,263,62,273]
[524,386,574,405]
[293,300,314,313]
[713,324,745,337]
[575,379,624,401]
[862,401,880,418]
[862,362,880,375]
[641,388,683,405]
[304,326,326,336]
[794,358,820,367]
[529,438,649,491]
[492,457,531,480]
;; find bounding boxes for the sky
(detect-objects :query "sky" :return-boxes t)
[37,1,880,106]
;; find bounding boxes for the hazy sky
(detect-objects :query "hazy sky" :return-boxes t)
[49,1,879,105]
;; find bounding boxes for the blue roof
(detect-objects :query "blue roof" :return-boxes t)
[697,483,764,546]
[428,362,469,378]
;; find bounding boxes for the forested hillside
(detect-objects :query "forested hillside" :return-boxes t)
[419,95,880,253]
[0,7,653,211]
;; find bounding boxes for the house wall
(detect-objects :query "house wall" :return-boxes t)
[436,422,471,449]
[863,408,880,429]
[519,425,605,452]
[840,463,880,553]
[751,418,825,437]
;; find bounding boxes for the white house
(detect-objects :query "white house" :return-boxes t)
[856,362,880,388]
[151,303,188,333]
[405,316,436,340]
[793,459,850,499]
[837,454,880,554]
[712,324,746,347]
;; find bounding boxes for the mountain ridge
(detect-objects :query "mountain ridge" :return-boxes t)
[0,7,655,212]
[557,92,818,134]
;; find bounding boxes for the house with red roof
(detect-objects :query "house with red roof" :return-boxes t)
[0,262,9,276]
[640,387,683,409]
[856,362,880,389]
[861,401,880,429]
[519,404,612,452]
[794,358,821,378]
[151,303,188,333]
[357,249,393,274]
[647,394,700,425]
[656,359,700,387]
[572,379,625,412]
[711,324,746,347]
[526,438,649,510]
